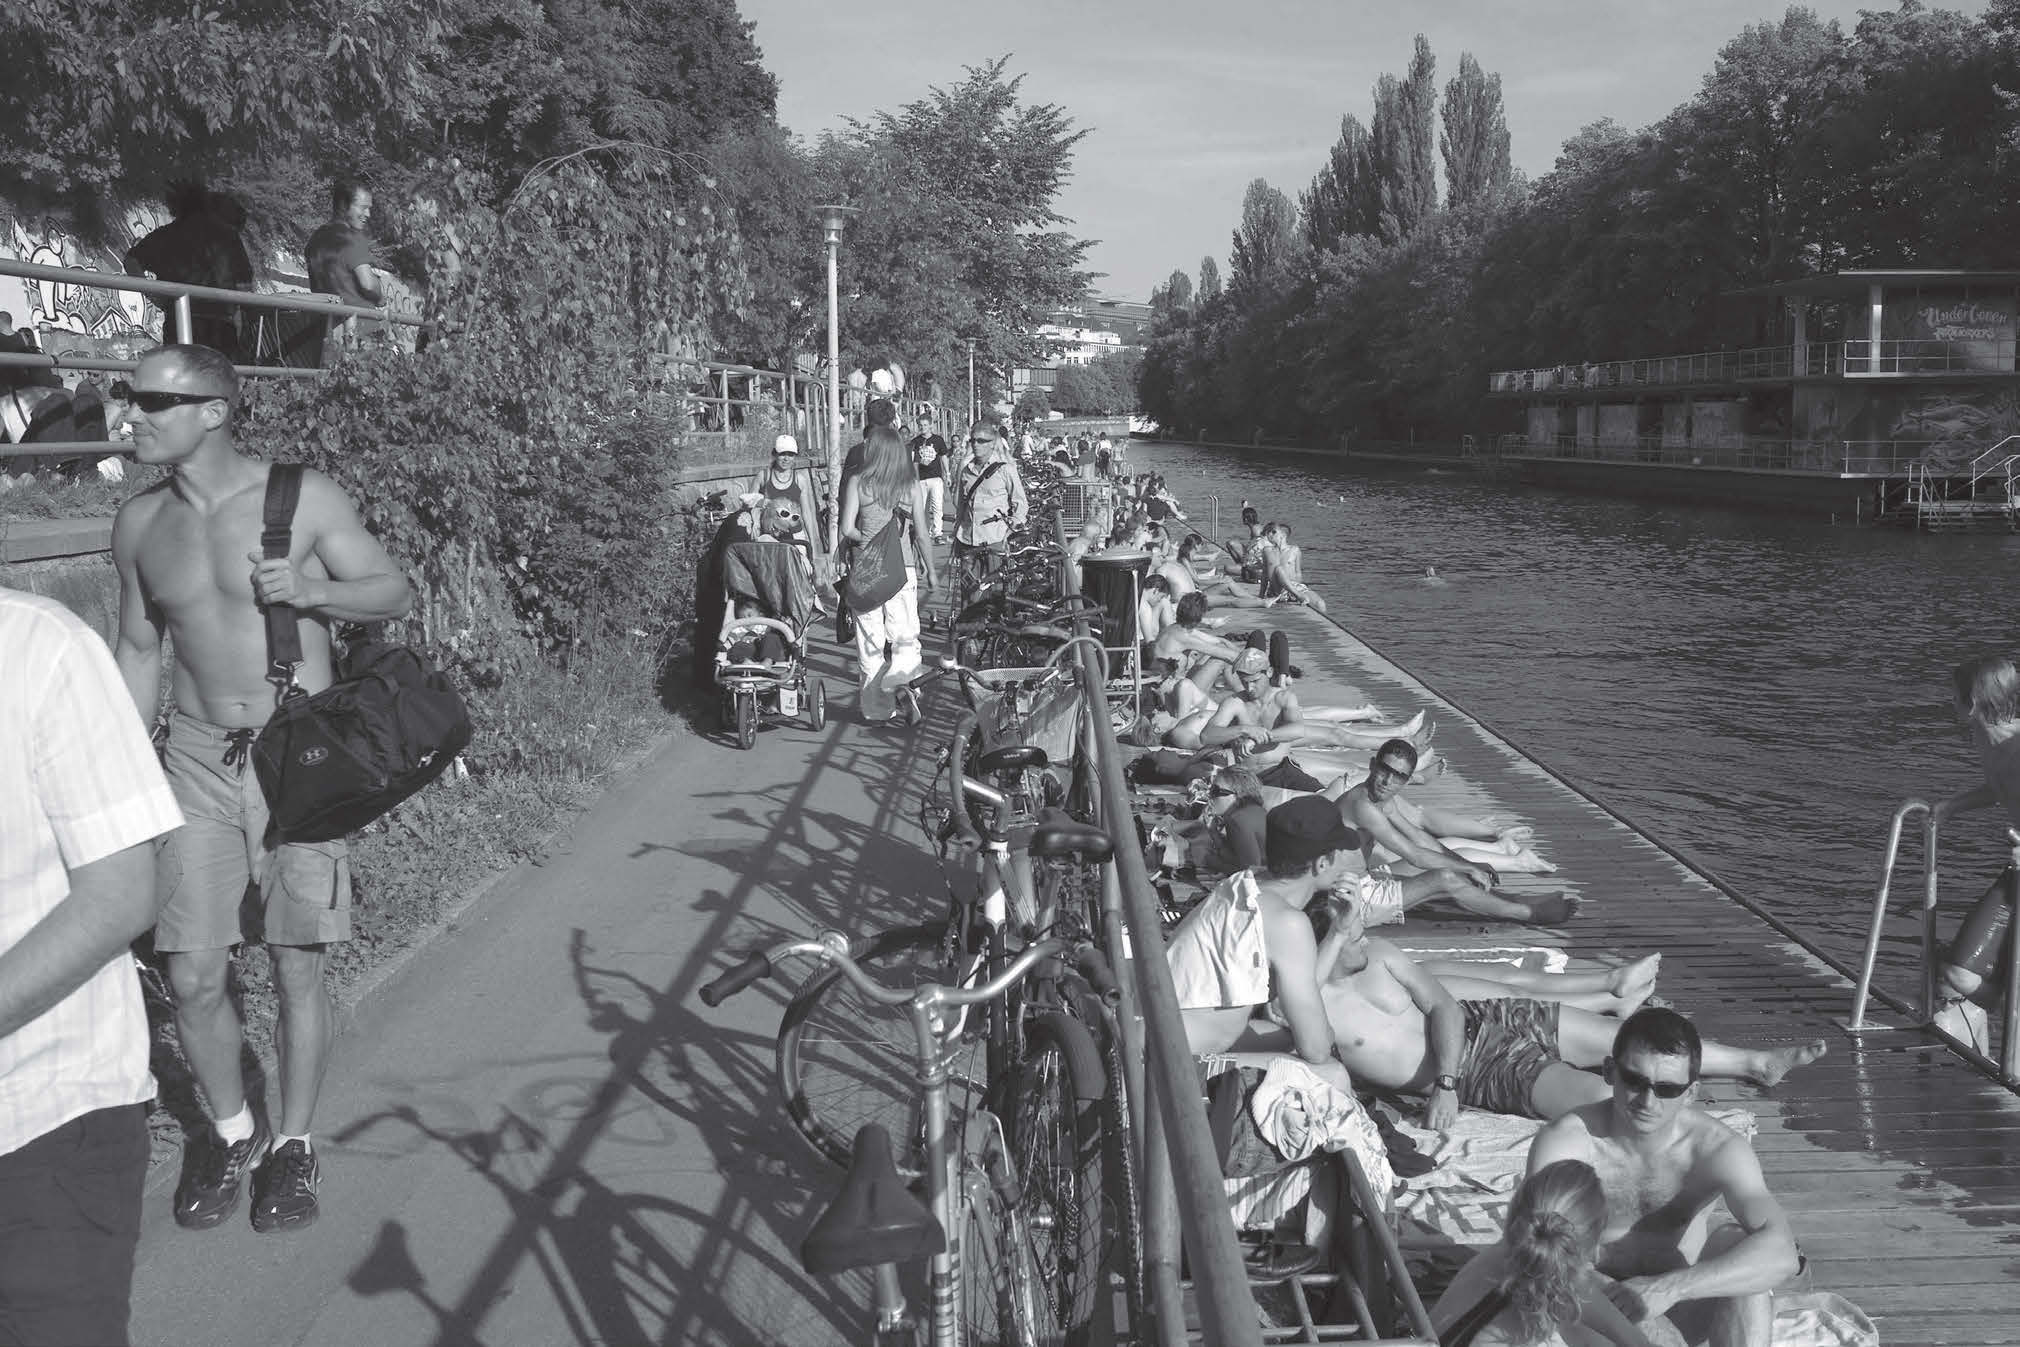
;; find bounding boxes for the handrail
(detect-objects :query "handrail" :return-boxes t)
[1488,337,2016,393]
[0,256,417,326]
[1847,799,2020,1086]
[1051,510,1262,1347]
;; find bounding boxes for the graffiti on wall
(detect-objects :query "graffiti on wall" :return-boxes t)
[0,208,165,346]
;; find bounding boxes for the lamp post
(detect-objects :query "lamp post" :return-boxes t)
[964,334,979,429]
[813,204,858,571]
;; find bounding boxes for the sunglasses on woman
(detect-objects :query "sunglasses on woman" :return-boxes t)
[110,380,224,413]
[1613,1063,1692,1099]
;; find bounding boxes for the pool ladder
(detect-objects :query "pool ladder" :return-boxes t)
[1845,800,2020,1085]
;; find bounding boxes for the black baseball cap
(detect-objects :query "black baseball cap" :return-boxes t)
[1265,796,1361,869]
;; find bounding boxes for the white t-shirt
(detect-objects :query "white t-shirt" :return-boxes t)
[0,590,183,1155]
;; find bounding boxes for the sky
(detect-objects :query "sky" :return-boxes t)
[738,0,1982,302]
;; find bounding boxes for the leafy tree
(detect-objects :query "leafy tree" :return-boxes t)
[1301,115,1380,252]
[1150,267,1194,323]
[1197,255,1222,302]
[1439,53,1512,211]
[813,58,1093,407]
[1228,179,1301,302]
[1014,386,1052,422]
[1370,34,1439,241]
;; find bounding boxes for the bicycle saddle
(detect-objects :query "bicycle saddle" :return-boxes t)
[1028,812,1114,862]
[801,1125,945,1276]
[977,744,1048,775]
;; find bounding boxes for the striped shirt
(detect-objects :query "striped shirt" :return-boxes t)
[0,588,183,1157]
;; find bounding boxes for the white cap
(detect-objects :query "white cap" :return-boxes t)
[773,434,799,455]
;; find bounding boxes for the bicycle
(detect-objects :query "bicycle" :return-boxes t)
[775,682,1122,1343]
[704,931,1069,1347]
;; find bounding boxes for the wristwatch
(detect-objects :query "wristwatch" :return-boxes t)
[1433,1074,1460,1093]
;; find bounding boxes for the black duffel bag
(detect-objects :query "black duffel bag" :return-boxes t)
[252,464,472,843]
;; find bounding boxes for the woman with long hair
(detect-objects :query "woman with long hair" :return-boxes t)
[839,423,937,722]
[1432,1161,1664,1346]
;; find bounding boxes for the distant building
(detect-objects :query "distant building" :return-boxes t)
[1014,293,1152,390]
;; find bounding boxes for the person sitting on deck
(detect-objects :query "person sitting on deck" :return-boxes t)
[1165,648,1430,755]
[1930,654,2020,1055]
[1305,896,1826,1128]
[1225,504,1268,581]
[1525,1008,1814,1347]
[1325,739,1575,925]
[1432,1160,1662,1347]
[1159,535,1275,609]
[1259,521,1329,612]
[1165,796,1361,1092]
[1150,592,1249,699]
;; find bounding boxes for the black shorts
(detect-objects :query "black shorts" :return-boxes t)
[0,1103,148,1347]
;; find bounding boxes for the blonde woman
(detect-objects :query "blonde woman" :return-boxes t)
[1432,1161,1666,1346]
[840,424,938,722]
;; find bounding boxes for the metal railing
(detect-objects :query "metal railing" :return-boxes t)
[1489,336,2016,394]
[1051,511,1436,1346]
[0,256,420,459]
[1845,801,2020,1087]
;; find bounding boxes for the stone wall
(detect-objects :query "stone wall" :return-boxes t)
[0,550,118,642]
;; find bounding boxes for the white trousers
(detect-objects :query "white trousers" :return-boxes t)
[854,568,921,721]
[920,477,946,536]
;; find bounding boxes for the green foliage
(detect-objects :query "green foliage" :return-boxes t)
[1051,350,1142,415]
[1228,180,1301,302]
[1014,387,1053,423]
[1197,256,1222,302]
[1370,35,1439,243]
[1440,53,1513,212]
[1302,115,1379,253]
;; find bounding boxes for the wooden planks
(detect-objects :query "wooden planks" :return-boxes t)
[1260,603,2020,1339]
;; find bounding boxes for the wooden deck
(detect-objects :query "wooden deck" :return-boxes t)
[1254,601,2020,1347]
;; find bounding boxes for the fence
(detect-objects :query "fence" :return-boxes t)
[1490,433,1971,476]
[1488,337,2018,395]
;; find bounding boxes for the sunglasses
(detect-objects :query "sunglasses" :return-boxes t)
[110,380,223,413]
[1613,1063,1692,1099]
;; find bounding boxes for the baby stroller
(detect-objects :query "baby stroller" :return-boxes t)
[714,538,829,749]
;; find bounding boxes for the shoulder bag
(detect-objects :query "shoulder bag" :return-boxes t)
[843,502,909,611]
[251,464,473,843]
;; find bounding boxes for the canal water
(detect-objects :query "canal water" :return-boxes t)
[1134,441,2020,986]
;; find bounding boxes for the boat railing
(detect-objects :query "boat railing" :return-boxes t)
[1845,800,2020,1086]
[1488,336,2020,393]
[1963,435,2020,500]
[1492,433,1984,477]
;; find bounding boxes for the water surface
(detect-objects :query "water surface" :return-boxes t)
[1135,441,2020,984]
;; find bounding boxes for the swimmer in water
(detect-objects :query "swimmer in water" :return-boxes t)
[1421,565,1448,587]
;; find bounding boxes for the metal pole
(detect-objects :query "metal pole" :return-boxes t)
[967,338,977,428]
[814,206,856,572]
[173,294,194,345]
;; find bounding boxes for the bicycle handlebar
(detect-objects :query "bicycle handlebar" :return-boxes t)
[701,929,1072,1013]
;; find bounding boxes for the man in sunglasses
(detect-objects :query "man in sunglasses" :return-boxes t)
[110,344,411,1235]
[1308,897,1827,1132]
[1527,1008,1810,1346]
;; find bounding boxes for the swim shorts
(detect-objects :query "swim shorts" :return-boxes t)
[1357,871,1407,927]
[1166,870,1270,1011]
[1945,865,2016,992]
[1454,998,1561,1118]
[154,710,352,952]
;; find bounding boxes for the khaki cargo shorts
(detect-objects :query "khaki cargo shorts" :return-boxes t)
[154,710,352,952]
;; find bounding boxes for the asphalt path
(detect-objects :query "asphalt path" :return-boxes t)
[130,634,953,1347]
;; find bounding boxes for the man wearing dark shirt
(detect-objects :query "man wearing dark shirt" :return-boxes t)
[123,182,253,353]
[909,427,949,542]
[303,183,385,360]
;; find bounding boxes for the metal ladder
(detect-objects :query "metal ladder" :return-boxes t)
[1845,801,2020,1085]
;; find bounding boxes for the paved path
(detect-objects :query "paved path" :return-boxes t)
[131,637,950,1347]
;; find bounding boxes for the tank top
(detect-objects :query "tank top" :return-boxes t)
[855,489,915,568]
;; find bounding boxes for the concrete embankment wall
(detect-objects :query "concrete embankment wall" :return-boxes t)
[1,518,117,638]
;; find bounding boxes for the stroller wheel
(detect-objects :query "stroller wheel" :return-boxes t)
[736,692,758,750]
[809,679,828,730]
[719,692,736,733]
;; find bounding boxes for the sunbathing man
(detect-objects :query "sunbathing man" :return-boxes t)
[1169,648,1428,754]
[1166,796,1363,1090]
[1326,738,1575,924]
[1160,535,1274,609]
[1528,1008,1811,1347]
[1150,591,1249,699]
[1225,504,1267,581]
[1258,522,1328,612]
[1306,896,1826,1132]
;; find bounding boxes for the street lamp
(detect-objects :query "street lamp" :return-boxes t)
[962,333,980,429]
[813,204,858,570]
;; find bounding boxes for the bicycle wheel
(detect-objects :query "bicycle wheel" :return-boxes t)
[1096,1013,1147,1330]
[959,1163,1050,1347]
[1007,1012,1106,1346]
[775,922,984,1180]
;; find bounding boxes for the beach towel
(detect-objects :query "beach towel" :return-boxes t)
[1388,1104,1757,1249]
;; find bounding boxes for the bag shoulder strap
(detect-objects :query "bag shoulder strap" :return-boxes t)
[261,463,306,688]
[960,460,1003,520]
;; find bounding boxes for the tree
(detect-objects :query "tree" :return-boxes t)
[1228,179,1300,302]
[814,58,1094,402]
[1014,386,1052,423]
[1197,255,1222,302]
[1150,267,1194,323]
[1439,53,1512,211]
[1302,115,1380,251]
[1370,34,1439,242]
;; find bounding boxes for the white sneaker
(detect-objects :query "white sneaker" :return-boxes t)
[1936,998,1992,1056]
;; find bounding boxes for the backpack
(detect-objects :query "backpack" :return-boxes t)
[251,465,473,843]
